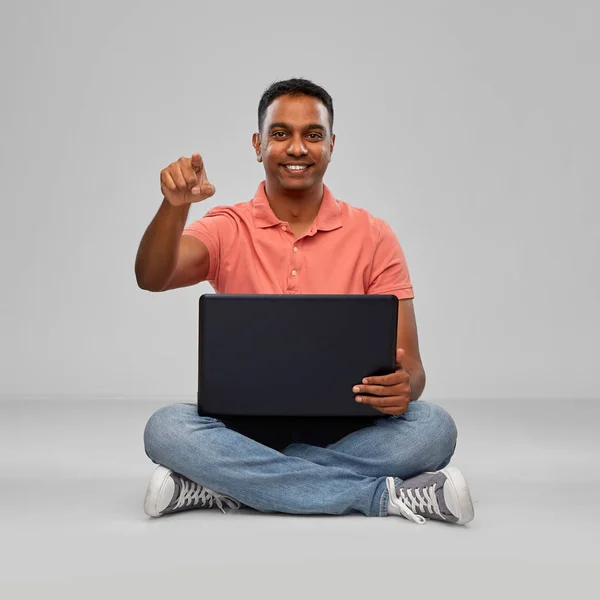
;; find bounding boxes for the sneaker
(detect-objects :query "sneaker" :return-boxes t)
[386,466,474,525]
[144,465,241,518]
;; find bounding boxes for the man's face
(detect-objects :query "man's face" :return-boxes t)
[252,94,335,194]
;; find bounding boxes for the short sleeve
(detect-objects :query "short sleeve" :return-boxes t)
[367,220,414,300]
[182,206,232,284]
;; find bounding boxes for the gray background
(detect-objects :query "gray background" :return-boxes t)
[1,0,598,402]
[2,2,599,599]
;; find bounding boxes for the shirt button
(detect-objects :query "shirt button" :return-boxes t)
[281,225,287,231]
[293,246,298,253]
[291,270,297,276]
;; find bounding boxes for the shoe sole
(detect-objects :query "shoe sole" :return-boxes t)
[439,466,475,525]
[144,465,173,518]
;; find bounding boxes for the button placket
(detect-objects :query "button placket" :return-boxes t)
[288,241,300,291]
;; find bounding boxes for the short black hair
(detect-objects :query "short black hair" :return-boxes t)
[258,78,334,136]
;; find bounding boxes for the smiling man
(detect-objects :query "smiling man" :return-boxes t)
[135,78,475,525]
[252,93,333,239]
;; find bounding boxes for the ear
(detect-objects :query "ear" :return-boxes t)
[252,132,262,162]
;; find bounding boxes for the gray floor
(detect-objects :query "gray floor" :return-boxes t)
[1,398,599,599]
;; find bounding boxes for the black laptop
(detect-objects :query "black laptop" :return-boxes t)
[197,294,398,419]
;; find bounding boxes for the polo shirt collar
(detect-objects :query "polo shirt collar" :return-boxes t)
[252,180,342,232]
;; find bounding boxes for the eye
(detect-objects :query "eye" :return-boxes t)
[307,133,322,140]
[272,131,287,138]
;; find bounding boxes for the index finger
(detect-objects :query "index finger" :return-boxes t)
[362,372,400,386]
[190,153,204,173]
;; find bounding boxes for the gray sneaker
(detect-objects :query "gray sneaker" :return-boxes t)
[144,465,241,518]
[386,466,475,525]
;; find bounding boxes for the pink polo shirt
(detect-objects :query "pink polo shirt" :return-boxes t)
[182,181,414,299]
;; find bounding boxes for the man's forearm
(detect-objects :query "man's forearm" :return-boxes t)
[408,366,426,401]
[135,198,191,291]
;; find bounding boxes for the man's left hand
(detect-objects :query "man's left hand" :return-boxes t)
[352,348,411,416]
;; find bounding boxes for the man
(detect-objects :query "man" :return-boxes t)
[135,78,474,525]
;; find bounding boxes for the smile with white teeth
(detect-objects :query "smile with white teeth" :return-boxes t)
[284,165,309,171]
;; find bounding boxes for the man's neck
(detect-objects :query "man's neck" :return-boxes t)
[264,180,324,224]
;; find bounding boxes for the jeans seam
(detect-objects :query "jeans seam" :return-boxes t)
[379,485,389,516]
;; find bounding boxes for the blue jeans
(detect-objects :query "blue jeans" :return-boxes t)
[143,401,458,517]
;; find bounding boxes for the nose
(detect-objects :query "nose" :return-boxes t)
[286,134,308,157]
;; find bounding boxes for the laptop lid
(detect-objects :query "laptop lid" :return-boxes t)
[197,294,398,417]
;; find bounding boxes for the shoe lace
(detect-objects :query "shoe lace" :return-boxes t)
[386,478,443,524]
[175,478,241,514]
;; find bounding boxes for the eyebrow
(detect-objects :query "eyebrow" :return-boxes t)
[268,122,327,133]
